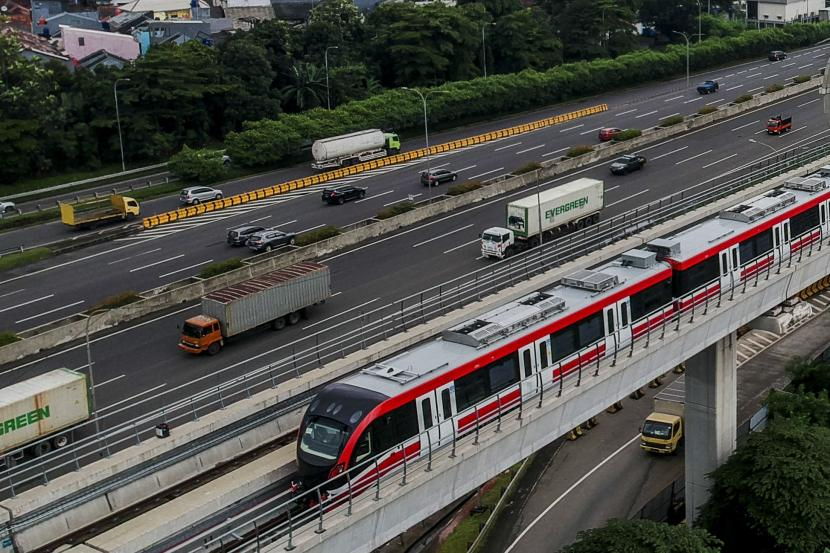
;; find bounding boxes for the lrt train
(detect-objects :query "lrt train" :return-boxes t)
[296,172,830,491]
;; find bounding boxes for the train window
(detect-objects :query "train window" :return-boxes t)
[790,206,820,237]
[673,255,719,296]
[420,398,433,429]
[488,354,519,393]
[739,229,773,263]
[390,401,419,443]
[606,311,615,334]
[441,389,452,418]
[731,248,738,269]
[353,430,372,464]
[456,370,488,411]
[630,279,672,321]
[621,304,629,326]
[577,312,603,347]
[821,204,827,225]
[550,326,578,363]
[538,341,549,369]
[299,416,348,460]
[522,349,533,377]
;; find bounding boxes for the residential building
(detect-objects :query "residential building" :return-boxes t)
[30,0,62,30]
[0,0,32,32]
[747,0,829,24]
[133,17,232,53]
[0,24,71,66]
[219,0,275,24]
[105,10,152,33]
[60,24,140,61]
[77,48,130,70]
[116,0,210,20]
[35,11,101,38]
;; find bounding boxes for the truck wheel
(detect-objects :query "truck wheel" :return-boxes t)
[52,434,71,449]
[272,317,286,331]
[207,342,221,356]
[287,311,301,325]
[33,440,52,457]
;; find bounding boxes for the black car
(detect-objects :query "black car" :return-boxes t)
[420,168,458,186]
[768,50,787,61]
[227,225,265,246]
[322,185,366,205]
[247,229,297,252]
[610,154,647,175]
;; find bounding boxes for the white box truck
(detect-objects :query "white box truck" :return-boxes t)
[0,368,90,466]
[311,129,401,170]
[480,178,604,259]
[178,262,332,355]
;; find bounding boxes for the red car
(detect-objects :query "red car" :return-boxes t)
[598,127,622,142]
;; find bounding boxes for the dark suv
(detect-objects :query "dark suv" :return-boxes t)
[247,229,297,252]
[610,154,647,175]
[227,225,265,246]
[322,185,366,205]
[768,50,787,61]
[420,169,458,186]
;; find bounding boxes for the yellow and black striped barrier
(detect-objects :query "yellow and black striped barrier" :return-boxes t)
[143,103,608,229]
[799,275,830,300]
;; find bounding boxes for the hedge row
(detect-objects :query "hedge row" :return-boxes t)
[224,23,830,168]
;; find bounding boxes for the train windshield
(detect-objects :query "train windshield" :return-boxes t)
[642,420,673,439]
[300,416,348,460]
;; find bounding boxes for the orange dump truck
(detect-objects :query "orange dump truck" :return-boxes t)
[178,262,331,355]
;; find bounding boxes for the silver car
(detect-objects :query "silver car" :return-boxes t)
[180,186,223,205]
[0,201,16,217]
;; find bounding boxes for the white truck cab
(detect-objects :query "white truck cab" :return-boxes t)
[480,227,514,259]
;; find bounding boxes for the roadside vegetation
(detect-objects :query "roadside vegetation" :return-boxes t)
[198,258,245,279]
[447,181,483,196]
[88,291,142,311]
[376,203,416,220]
[612,129,642,141]
[698,106,718,115]
[0,247,52,273]
[296,225,340,246]
[0,332,21,347]
[658,115,685,127]
[566,145,594,158]
[513,162,543,175]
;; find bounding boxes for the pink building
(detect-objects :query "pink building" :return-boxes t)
[60,25,139,62]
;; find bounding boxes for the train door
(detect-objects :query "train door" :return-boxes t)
[719,245,740,292]
[518,342,539,397]
[603,298,632,354]
[820,201,830,239]
[416,392,440,456]
[435,382,456,446]
[772,221,791,264]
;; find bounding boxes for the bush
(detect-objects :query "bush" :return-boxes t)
[169,146,229,182]
[612,128,641,141]
[0,247,52,272]
[734,94,754,103]
[198,258,244,279]
[513,162,542,175]
[566,145,594,158]
[0,209,59,232]
[447,180,483,196]
[376,202,415,220]
[89,291,142,312]
[658,114,685,127]
[296,225,340,246]
[698,105,718,115]
[793,74,811,84]
[0,332,20,347]
[765,83,784,93]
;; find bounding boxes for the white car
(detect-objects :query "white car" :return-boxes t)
[0,201,16,217]
[180,186,223,205]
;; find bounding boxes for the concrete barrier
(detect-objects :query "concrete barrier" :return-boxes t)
[4,153,830,552]
[0,76,820,366]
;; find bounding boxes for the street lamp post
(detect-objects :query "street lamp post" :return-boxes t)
[402,87,446,203]
[114,78,130,173]
[673,31,690,89]
[481,22,495,78]
[696,0,702,44]
[324,46,339,110]
[84,309,110,438]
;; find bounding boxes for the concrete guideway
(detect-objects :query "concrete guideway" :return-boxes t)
[4,152,830,553]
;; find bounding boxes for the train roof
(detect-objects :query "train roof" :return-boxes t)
[340,249,670,399]
[648,175,830,267]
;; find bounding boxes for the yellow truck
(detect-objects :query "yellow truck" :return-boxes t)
[60,195,140,229]
[640,376,684,454]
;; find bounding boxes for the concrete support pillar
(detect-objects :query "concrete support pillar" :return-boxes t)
[684,331,737,525]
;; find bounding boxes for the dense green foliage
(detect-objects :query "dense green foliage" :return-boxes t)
[88,291,142,311]
[376,202,415,219]
[446,181,483,196]
[0,332,20,347]
[169,147,229,182]
[296,225,340,246]
[697,106,718,115]
[765,83,784,93]
[566,145,594,157]
[514,162,543,175]
[198,258,244,279]
[0,247,52,272]
[558,519,722,553]
[658,115,685,127]
[612,128,642,141]
[733,94,754,103]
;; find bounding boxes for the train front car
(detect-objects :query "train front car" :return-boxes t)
[296,382,386,489]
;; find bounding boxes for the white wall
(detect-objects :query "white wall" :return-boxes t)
[756,0,826,22]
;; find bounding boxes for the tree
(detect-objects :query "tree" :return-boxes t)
[490,8,562,74]
[218,37,281,132]
[558,518,722,553]
[541,0,639,60]
[786,357,830,395]
[457,0,522,19]
[303,0,364,63]
[329,64,382,106]
[280,62,326,111]
[168,145,228,182]
[640,0,698,39]
[698,417,830,553]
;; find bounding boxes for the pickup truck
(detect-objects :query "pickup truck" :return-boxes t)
[696,80,719,94]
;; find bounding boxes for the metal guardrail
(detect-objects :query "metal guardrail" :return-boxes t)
[0,137,827,523]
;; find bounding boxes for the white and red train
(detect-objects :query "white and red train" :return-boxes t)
[296,173,830,490]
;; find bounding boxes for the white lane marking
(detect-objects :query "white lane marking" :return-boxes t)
[762,73,780,80]
[604,186,620,193]
[94,374,126,388]
[675,149,713,165]
[706,98,726,105]
[107,248,163,265]
[731,120,760,131]
[798,98,821,108]
[297,223,326,234]
[247,215,272,223]
[0,289,24,299]
[579,127,603,135]
[14,300,85,324]
[129,254,185,273]
[302,298,380,330]
[664,95,684,102]
[724,73,735,78]
[664,112,680,118]
[605,190,650,208]
[780,62,795,68]
[158,259,215,279]
[702,153,738,169]
[356,189,395,203]
[747,66,758,71]
[559,124,584,133]
[0,294,54,313]
[684,97,703,103]
[443,239,480,254]
[748,86,764,92]
[99,383,167,412]
[754,128,768,135]
[726,84,743,91]
[383,194,422,207]
[331,291,342,297]
[272,219,298,228]
[469,167,504,180]
[651,146,688,160]
[634,110,658,118]
[516,144,546,154]
[615,109,637,116]
[494,142,522,152]
[503,434,641,553]
[455,164,477,172]
[412,224,475,248]
[746,72,762,78]
[798,63,814,69]
[542,148,569,157]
